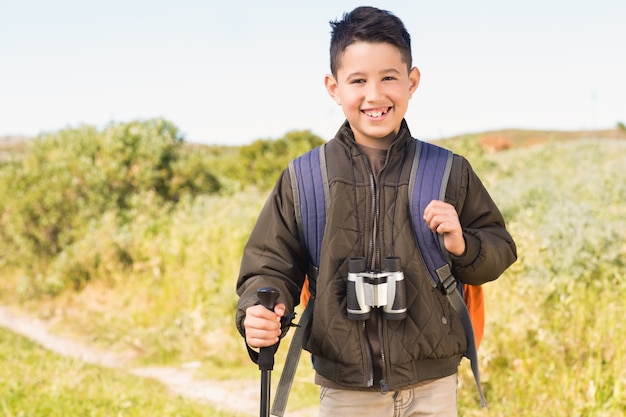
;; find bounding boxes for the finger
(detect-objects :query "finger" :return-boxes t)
[425,213,446,231]
[246,329,280,347]
[247,304,281,321]
[244,318,281,348]
[246,333,280,348]
[423,199,446,213]
[274,303,286,317]
[423,200,447,223]
[434,220,454,235]
[244,313,281,332]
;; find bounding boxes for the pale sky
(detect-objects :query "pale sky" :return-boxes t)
[1,0,624,145]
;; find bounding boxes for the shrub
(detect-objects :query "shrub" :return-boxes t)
[0,118,222,289]
[229,130,326,189]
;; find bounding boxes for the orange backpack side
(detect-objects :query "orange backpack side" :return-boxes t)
[463,284,484,349]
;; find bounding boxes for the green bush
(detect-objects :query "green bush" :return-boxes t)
[0,125,108,263]
[0,119,222,292]
[229,130,326,189]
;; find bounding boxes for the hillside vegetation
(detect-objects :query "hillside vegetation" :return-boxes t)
[0,120,625,416]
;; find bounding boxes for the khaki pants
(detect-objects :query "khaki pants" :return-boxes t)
[318,374,458,417]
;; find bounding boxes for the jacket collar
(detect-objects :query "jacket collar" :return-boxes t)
[334,119,414,155]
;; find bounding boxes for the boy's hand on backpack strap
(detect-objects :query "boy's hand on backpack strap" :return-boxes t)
[423,200,466,256]
[244,303,286,348]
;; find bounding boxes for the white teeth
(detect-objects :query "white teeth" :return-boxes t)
[365,110,385,117]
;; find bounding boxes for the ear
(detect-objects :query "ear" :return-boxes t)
[408,67,421,98]
[324,74,341,105]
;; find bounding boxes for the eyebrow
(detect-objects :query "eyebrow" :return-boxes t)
[344,68,402,81]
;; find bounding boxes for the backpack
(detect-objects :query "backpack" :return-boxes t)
[271,140,486,416]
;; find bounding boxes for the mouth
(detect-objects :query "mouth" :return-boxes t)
[362,107,392,119]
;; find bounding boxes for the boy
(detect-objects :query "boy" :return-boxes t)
[236,6,517,417]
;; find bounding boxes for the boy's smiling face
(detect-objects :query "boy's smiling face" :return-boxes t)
[325,41,420,149]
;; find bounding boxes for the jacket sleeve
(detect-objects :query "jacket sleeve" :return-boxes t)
[235,169,307,338]
[445,155,517,285]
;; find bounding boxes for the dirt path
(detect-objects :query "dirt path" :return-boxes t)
[0,306,316,417]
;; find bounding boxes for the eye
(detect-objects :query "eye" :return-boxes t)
[350,78,366,84]
[382,76,397,81]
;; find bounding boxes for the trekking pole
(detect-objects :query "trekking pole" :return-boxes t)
[256,287,279,417]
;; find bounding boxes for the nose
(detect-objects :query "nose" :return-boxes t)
[365,80,384,102]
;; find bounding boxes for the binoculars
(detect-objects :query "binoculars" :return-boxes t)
[346,256,407,320]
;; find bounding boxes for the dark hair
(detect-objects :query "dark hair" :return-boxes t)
[329,6,412,76]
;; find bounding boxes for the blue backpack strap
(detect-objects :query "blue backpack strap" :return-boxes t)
[288,144,328,271]
[408,140,486,407]
[273,144,327,417]
[408,140,454,283]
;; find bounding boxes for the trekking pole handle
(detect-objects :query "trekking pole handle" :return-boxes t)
[256,287,279,417]
[257,287,279,312]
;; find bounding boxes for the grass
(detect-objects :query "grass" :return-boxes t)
[0,327,237,417]
[454,139,626,416]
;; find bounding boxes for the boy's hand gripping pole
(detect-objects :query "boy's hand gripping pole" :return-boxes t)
[257,287,279,417]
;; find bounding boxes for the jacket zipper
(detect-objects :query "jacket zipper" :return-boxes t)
[370,144,395,270]
[362,321,374,387]
[378,316,390,392]
[368,171,377,269]
[376,146,396,392]
[364,162,377,388]
[363,148,393,390]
